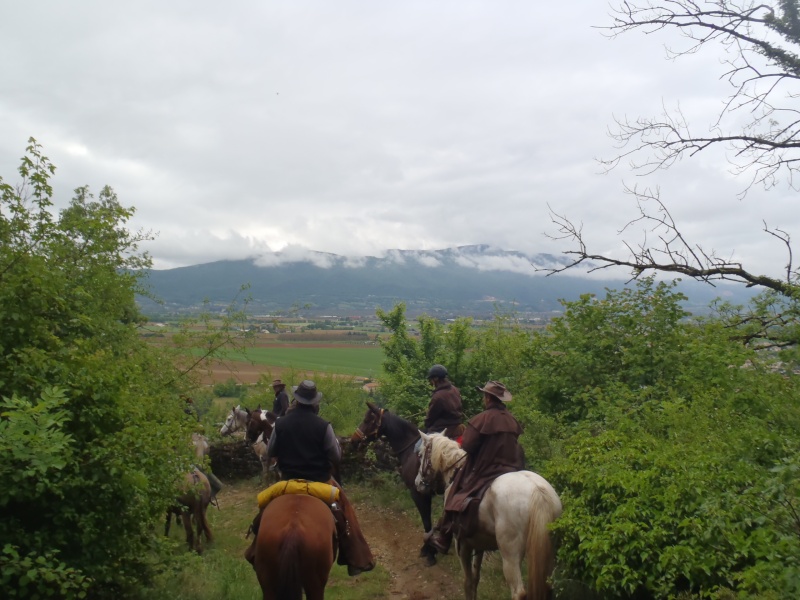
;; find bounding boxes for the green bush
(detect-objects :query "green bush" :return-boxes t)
[0,140,196,597]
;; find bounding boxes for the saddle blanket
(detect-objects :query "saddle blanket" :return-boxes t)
[257,479,340,510]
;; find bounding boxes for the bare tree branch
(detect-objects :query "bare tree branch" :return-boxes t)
[543,189,798,297]
[598,1,800,193]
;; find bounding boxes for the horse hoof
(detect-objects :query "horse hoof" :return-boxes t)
[424,554,437,567]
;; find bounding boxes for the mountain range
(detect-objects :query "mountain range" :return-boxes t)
[136,245,755,318]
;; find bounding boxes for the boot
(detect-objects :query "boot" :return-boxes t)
[425,511,454,554]
[243,509,263,566]
[330,502,374,576]
[425,528,452,554]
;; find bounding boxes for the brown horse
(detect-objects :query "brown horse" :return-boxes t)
[248,407,280,483]
[351,401,443,565]
[253,494,337,600]
[166,468,214,553]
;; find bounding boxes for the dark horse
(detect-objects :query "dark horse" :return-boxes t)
[351,401,442,565]
[165,468,214,553]
[253,494,337,600]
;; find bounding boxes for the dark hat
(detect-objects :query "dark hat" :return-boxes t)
[427,364,448,379]
[272,379,285,388]
[291,380,323,405]
[475,380,512,402]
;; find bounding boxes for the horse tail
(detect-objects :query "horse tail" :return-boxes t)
[275,528,304,600]
[525,484,561,600]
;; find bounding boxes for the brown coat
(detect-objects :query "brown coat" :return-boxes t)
[444,402,524,513]
[424,382,464,434]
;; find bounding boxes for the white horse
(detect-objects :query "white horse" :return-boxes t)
[219,405,249,436]
[415,432,562,600]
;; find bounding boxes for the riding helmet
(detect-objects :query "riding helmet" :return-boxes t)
[427,364,448,380]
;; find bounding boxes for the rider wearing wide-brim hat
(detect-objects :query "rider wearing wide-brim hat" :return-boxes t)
[427,380,525,554]
[424,364,465,440]
[245,380,375,576]
[271,378,290,417]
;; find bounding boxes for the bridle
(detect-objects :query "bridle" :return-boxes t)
[416,436,467,491]
[416,436,437,491]
[220,407,246,436]
[353,408,384,442]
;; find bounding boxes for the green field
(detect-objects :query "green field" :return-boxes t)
[219,346,384,377]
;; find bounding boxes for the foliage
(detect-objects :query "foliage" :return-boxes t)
[0,139,207,597]
[0,545,91,599]
[213,378,248,399]
[529,280,800,598]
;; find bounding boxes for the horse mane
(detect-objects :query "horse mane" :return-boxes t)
[428,433,466,480]
[382,409,417,439]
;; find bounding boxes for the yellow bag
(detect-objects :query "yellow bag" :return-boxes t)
[257,479,340,510]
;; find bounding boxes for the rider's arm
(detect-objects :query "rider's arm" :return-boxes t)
[266,428,278,459]
[460,422,482,455]
[323,424,341,463]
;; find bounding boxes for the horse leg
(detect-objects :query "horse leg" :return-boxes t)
[164,511,172,537]
[458,539,479,600]
[193,504,206,553]
[181,510,194,551]
[411,490,436,565]
[472,550,484,595]
[200,498,213,544]
[499,545,526,600]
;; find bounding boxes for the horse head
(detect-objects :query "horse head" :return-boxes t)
[220,405,248,436]
[350,401,384,447]
[414,432,464,494]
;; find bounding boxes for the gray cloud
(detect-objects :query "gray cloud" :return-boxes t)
[1,0,795,282]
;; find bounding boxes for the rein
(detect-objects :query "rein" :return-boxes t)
[353,408,384,441]
[420,438,467,487]
[355,408,420,457]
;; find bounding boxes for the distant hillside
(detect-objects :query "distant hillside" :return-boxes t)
[136,245,755,317]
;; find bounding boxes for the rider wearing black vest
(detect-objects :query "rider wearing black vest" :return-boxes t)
[244,380,375,577]
[270,404,331,481]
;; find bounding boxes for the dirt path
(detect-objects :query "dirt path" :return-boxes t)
[354,500,462,600]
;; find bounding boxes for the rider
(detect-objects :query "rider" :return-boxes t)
[424,364,465,440]
[244,380,375,576]
[427,380,525,554]
[271,378,290,417]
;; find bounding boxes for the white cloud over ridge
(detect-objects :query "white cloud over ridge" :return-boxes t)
[0,1,795,282]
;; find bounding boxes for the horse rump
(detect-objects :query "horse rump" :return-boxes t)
[253,494,336,600]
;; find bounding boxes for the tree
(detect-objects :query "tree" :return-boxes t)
[0,139,200,597]
[546,1,800,350]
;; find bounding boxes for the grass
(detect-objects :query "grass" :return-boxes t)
[197,346,384,378]
[241,346,383,377]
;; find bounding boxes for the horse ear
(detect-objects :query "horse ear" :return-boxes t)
[419,431,429,441]
[366,400,378,412]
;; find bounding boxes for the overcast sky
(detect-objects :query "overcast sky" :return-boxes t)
[1,1,796,278]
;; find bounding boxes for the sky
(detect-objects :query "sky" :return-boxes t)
[1,1,796,279]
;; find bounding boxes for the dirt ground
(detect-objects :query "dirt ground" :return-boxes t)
[355,502,462,600]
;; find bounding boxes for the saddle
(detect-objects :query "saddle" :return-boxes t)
[257,479,340,510]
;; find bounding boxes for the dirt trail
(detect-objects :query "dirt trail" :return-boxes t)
[354,500,462,600]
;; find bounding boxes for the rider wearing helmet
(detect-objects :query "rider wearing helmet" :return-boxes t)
[424,364,465,440]
[427,380,525,554]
